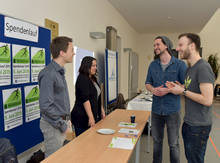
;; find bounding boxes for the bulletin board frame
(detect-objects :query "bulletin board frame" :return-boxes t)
[105,49,118,105]
[0,14,51,154]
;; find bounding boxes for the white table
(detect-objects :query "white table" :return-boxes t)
[127,93,152,153]
[127,93,152,111]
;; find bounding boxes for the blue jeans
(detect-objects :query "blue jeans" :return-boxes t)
[182,122,211,163]
[152,112,180,163]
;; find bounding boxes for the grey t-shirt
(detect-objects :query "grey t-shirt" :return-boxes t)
[161,63,169,71]
[184,59,215,126]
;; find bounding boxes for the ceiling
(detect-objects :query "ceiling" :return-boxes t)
[108,0,220,33]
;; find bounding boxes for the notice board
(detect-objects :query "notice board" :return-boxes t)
[105,49,118,104]
[0,14,51,154]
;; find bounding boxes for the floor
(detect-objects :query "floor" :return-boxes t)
[128,97,220,163]
[18,97,220,163]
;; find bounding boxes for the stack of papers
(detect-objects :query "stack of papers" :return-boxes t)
[118,128,139,135]
[109,137,137,150]
[118,122,137,128]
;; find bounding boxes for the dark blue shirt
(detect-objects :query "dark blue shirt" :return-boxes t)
[145,56,187,115]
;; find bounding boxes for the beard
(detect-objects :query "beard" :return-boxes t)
[180,48,191,59]
[154,49,166,56]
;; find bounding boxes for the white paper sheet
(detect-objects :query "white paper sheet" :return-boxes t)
[118,122,137,128]
[118,128,140,135]
[109,137,137,150]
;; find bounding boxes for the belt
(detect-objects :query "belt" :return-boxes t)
[61,115,70,120]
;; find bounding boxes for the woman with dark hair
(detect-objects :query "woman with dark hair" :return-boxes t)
[71,56,105,136]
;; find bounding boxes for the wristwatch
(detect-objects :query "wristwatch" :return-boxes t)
[183,88,187,96]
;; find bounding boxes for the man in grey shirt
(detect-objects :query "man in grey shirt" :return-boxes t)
[166,33,215,163]
[38,36,75,157]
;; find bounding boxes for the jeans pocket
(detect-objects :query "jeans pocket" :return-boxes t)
[189,126,211,148]
[200,130,210,145]
[189,126,201,136]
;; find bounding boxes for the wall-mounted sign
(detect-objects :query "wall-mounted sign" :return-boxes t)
[45,18,58,40]
[4,16,39,42]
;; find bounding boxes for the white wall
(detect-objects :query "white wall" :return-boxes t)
[137,8,220,93]
[137,7,220,91]
[136,33,180,91]
[2,0,218,109]
[137,9,220,90]
[0,0,139,106]
[200,8,220,83]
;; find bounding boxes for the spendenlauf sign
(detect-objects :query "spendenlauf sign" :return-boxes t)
[4,16,39,42]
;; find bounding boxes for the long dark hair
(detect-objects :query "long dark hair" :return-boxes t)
[79,56,97,82]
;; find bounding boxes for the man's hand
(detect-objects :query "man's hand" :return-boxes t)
[166,81,184,95]
[153,85,169,96]
[64,120,72,135]
[166,81,175,89]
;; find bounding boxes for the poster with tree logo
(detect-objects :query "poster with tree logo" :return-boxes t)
[24,85,40,122]
[2,88,23,131]
[0,43,11,86]
[12,44,30,84]
[31,47,45,82]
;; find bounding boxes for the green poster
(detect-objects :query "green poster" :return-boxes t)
[0,43,11,86]
[2,88,23,131]
[12,45,30,84]
[32,49,45,64]
[0,45,10,63]
[25,85,40,122]
[13,47,29,64]
[4,89,22,109]
[25,86,39,103]
[31,47,45,82]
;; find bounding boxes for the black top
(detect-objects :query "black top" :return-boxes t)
[71,74,101,129]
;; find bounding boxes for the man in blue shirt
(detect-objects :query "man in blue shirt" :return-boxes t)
[145,36,187,163]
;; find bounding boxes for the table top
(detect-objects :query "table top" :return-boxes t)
[127,93,152,111]
[41,109,150,163]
